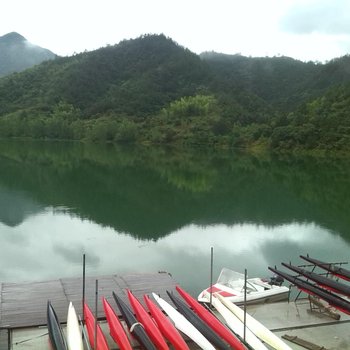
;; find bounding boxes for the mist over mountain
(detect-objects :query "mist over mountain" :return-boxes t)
[0,32,56,77]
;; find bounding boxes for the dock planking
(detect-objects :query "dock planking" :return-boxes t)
[0,271,177,330]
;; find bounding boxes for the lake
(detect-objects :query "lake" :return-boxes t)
[0,140,349,296]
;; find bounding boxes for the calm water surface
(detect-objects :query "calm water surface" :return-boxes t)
[0,140,349,296]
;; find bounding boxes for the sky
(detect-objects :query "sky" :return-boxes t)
[1,0,350,62]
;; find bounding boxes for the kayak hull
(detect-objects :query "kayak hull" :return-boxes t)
[175,285,245,350]
[152,292,216,350]
[113,292,156,350]
[282,262,350,297]
[103,297,132,350]
[47,301,67,350]
[144,294,189,350]
[300,255,350,282]
[167,291,230,350]
[269,267,350,315]
[67,302,84,350]
[84,303,109,350]
[127,290,168,350]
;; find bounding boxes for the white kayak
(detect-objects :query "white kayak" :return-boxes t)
[216,294,292,350]
[152,293,216,350]
[67,302,84,350]
[203,291,268,350]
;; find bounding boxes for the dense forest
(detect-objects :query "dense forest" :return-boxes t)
[0,34,350,152]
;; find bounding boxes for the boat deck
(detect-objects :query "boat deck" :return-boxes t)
[0,271,176,330]
[2,272,350,349]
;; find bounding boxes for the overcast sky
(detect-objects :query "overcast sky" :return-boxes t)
[1,0,350,62]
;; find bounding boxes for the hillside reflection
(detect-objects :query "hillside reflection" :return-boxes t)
[0,140,350,243]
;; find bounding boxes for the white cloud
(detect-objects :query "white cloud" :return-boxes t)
[1,0,349,62]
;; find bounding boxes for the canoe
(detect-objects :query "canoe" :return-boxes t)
[152,292,216,350]
[268,267,350,315]
[47,301,68,350]
[102,297,132,350]
[175,285,245,350]
[112,292,156,350]
[300,255,350,282]
[127,290,168,350]
[198,268,289,305]
[67,302,84,350]
[215,294,292,350]
[282,262,350,297]
[83,303,109,350]
[167,291,230,350]
[144,294,189,350]
[201,291,268,350]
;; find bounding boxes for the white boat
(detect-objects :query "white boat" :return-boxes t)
[202,291,268,350]
[198,268,289,304]
[216,294,292,350]
[67,302,84,350]
[152,293,216,350]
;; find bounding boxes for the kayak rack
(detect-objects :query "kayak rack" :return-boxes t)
[308,296,341,320]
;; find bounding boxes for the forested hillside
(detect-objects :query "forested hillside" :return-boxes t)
[0,34,350,152]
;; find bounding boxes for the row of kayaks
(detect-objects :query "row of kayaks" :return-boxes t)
[269,255,350,315]
[47,284,292,350]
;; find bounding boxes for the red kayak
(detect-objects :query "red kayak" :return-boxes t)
[175,285,246,350]
[127,290,169,350]
[84,303,110,350]
[144,294,190,350]
[102,298,132,350]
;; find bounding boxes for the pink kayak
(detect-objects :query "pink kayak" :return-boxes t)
[84,303,110,350]
[102,297,132,350]
[144,294,190,350]
[127,290,169,350]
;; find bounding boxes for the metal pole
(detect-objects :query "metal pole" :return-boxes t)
[82,254,86,324]
[210,247,213,309]
[244,269,247,342]
[94,279,98,350]
[7,328,11,350]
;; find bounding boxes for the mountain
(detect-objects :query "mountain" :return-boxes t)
[0,34,350,151]
[0,32,56,77]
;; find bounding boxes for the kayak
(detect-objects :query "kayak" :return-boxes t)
[127,289,168,350]
[102,297,133,350]
[144,294,189,350]
[282,262,350,297]
[176,286,245,349]
[67,302,84,350]
[113,292,156,350]
[202,291,268,350]
[300,255,350,282]
[216,294,292,350]
[47,301,68,350]
[268,267,350,315]
[175,285,245,350]
[167,291,230,350]
[83,303,109,350]
[152,292,216,350]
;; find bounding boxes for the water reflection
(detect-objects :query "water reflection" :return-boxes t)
[0,208,348,295]
[0,140,350,294]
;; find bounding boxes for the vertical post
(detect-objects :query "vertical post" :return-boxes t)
[82,254,86,325]
[7,328,11,350]
[243,269,247,342]
[210,247,214,308]
[94,279,98,350]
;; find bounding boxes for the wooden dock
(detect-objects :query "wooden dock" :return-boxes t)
[0,271,177,330]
